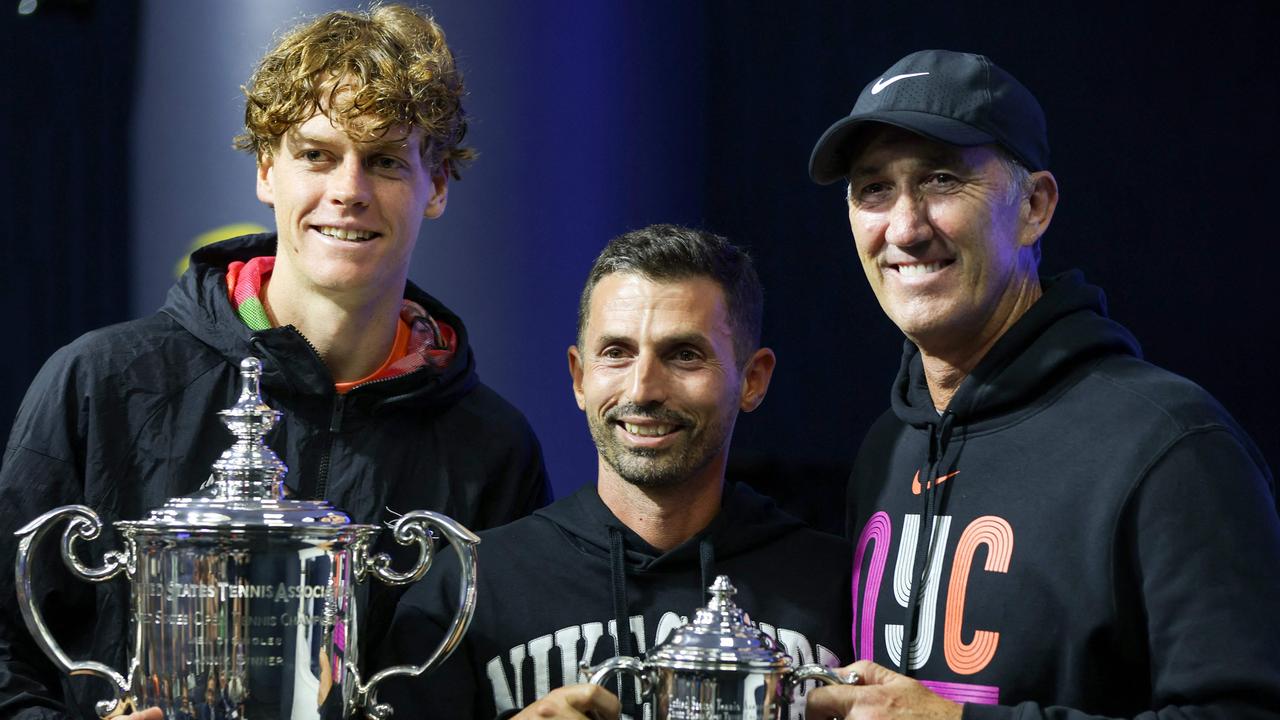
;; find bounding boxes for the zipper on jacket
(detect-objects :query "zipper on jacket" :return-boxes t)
[284,321,445,398]
[279,323,437,499]
[287,325,328,371]
[315,393,345,500]
[280,324,344,501]
[347,362,433,394]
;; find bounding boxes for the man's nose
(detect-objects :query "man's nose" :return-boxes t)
[329,160,372,207]
[626,352,667,405]
[884,191,931,247]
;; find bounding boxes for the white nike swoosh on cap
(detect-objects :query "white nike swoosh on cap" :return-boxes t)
[871,72,930,94]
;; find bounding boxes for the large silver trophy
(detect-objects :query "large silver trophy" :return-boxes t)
[14,358,479,719]
[583,576,852,720]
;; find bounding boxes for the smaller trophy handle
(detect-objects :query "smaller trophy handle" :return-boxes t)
[357,511,480,719]
[580,656,654,697]
[789,663,856,691]
[13,505,133,717]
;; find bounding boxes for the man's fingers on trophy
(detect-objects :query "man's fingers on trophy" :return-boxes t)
[517,684,620,719]
[808,661,964,720]
[123,709,164,720]
[567,683,621,720]
[826,660,868,686]
[804,661,876,719]
[847,659,894,685]
[803,681,862,719]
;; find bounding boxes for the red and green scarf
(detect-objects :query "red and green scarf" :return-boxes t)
[225,257,456,391]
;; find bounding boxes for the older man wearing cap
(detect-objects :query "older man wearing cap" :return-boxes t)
[802,50,1280,719]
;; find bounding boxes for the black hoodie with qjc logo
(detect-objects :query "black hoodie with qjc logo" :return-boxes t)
[847,271,1280,719]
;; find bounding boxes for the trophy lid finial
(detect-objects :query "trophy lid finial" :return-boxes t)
[645,572,788,670]
[209,357,288,500]
[707,575,737,608]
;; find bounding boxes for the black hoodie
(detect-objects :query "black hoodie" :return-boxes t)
[848,271,1280,718]
[379,482,852,719]
[0,234,550,719]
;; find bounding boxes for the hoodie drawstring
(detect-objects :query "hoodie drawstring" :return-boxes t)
[899,410,956,675]
[605,527,720,718]
[608,526,636,717]
[248,336,301,398]
[698,538,716,596]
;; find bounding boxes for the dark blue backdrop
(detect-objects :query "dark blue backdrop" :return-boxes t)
[3,1,1276,534]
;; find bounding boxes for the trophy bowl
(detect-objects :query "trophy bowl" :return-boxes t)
[14,358,478,719]
[582,576,852,720]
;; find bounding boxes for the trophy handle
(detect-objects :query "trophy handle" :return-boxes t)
[356,510,480,720]
[13,504,134,718]
[580,656,654,697]
[789,663,856,691]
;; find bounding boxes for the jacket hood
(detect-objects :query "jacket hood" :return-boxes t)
[891,270,1142,428]
[159,233,479,409]
[535,480,809,572]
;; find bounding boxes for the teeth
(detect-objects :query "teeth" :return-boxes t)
[898,261,946,278]
[623,422,674,437]
[318,226,374,241]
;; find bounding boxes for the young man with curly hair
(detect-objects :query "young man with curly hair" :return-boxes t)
[0,7,548,719]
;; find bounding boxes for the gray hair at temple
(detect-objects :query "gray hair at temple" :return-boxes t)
[576,224,764,368]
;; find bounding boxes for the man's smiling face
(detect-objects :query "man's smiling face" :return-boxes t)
[256,110,447,301]
[846,125,1037,353]
[569,273,747,490]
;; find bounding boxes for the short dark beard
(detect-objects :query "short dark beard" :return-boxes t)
[587,402,729,488]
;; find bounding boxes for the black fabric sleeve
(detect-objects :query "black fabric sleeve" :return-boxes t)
[455,384,551,533]
[0,389,90,719]
[963,428,1280,720]
[509,425,550,521]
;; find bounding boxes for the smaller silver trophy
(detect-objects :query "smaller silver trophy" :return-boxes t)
[14,357,479,719]
[582,575,852,720]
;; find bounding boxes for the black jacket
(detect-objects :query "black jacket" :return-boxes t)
[848,271,1280,719]
[0,234,550,719]
[379,481,852,720]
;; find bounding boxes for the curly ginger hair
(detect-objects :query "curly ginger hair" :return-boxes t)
[234,4,474,179]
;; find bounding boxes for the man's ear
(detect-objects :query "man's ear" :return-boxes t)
[568,345,586,411]
[424,170,449,219]
[738,347,777,412]
[1019,170,1058,247]
[256,154,276,207]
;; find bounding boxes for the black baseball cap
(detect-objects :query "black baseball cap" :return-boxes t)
[808,50,1049,185]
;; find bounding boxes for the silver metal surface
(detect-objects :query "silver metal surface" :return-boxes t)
[209,356,288,502]
[582,575,850,719]
[356,511,480,720]
[584,655,651,695]
[13,357,480,719]
[15,505,133,717]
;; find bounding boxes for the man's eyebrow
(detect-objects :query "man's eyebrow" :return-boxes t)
[283,128,350,150]
[283,128,412,153]
[363,137,413,154]
[284,127,322,146]
[591,332,713,351]
[657,332,713,349]
[592,333,634,351]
